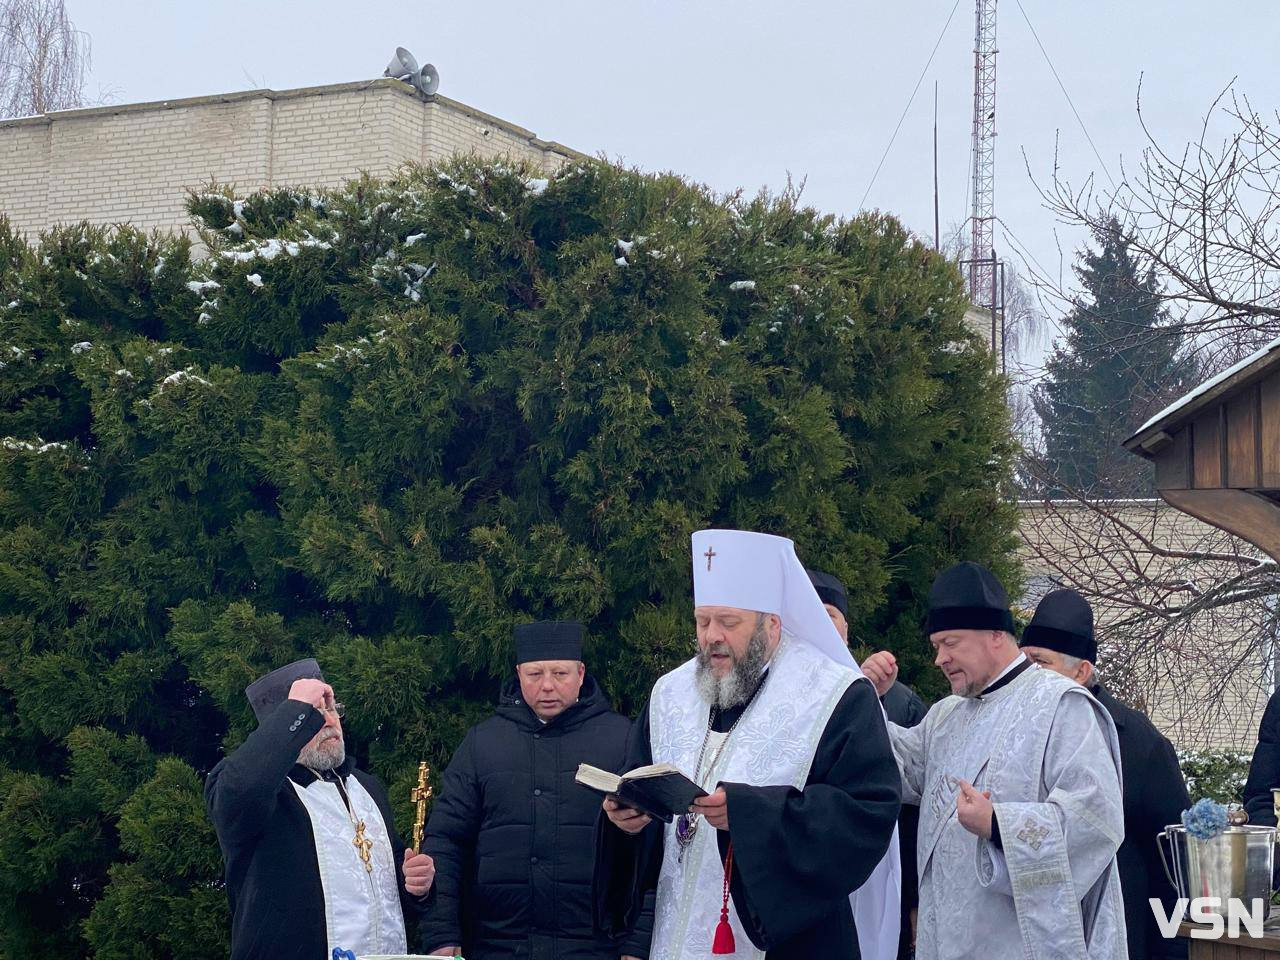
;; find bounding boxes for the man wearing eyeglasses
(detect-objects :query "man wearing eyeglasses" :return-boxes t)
[205,657,436,960]
[421,621,640,960]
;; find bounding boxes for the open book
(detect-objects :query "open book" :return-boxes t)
[575,762,707,823]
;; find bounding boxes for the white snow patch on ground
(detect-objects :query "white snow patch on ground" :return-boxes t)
[71,341,92,354]
[246,273,264,288]
[729,280,756,292]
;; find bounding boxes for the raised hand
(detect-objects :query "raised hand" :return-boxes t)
[287,678,335,712]
[861,651,899,697]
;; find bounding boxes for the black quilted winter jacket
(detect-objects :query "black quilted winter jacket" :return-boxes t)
[420,675,646,960]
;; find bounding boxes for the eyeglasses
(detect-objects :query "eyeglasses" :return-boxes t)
[320,702,346,719]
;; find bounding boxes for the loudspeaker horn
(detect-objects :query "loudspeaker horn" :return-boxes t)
[383,47,420,80]
[414,63,440,97]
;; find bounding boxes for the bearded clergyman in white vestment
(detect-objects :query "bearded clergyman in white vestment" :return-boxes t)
[862,561,1127,960]
[593,529,902,960]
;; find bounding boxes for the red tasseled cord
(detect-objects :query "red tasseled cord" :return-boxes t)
[712,843,736,955]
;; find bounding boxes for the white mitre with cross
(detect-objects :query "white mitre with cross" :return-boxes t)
[691,529,896,960]
[692,529,859,671]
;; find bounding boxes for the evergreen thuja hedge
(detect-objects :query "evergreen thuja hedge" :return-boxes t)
[0,157,1018,958]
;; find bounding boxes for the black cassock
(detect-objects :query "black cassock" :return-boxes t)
[879,681,925,960]
[593,677,900,960]
[1243,687,1280,827]
[1093,684,1189,960]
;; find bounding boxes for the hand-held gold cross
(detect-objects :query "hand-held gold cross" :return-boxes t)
[411,761,433,852]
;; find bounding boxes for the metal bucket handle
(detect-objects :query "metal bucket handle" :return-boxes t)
[1156,826,1179,893]
[1157,824,1191,902]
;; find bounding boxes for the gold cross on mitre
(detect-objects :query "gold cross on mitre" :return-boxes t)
[704,545,717,571]
[353,820,374,873]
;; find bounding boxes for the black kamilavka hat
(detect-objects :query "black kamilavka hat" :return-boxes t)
[806,568,849,619]
[245,658,324,723]
[925,561,1015,635]
[1020,588,1096,662]
[514,621,584,664]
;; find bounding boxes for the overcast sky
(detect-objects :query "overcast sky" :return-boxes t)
[71,0,1280,363]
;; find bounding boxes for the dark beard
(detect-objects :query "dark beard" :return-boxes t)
[695,617,770,709]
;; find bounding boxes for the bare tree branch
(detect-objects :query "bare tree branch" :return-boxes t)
[1018,482,1278,749]
[0,0,89,118]
[1033,83,1280,373]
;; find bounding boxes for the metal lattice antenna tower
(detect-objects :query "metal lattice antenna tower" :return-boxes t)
[968,0,997,304]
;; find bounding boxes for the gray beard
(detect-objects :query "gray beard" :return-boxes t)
[299,735,345,771]
[695,618,770,709]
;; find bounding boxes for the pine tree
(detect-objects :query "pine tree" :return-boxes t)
[1032,220,1196,496]
[0,160,1017,957]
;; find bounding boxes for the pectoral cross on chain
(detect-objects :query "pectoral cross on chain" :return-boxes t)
[353,820,374,873]
[704,546,716,571]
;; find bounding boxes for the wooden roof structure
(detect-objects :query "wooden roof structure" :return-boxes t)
[1124,337,1280,560]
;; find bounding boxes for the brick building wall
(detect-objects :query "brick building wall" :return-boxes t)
[1018,499,1274,752]
[0,79,1007,360]
[0,78,580,239]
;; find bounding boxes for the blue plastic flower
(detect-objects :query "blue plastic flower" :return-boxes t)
[1182,798,1229,841]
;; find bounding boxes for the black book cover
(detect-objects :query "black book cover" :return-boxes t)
[576,765,708,823]
[614,772,708,823]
